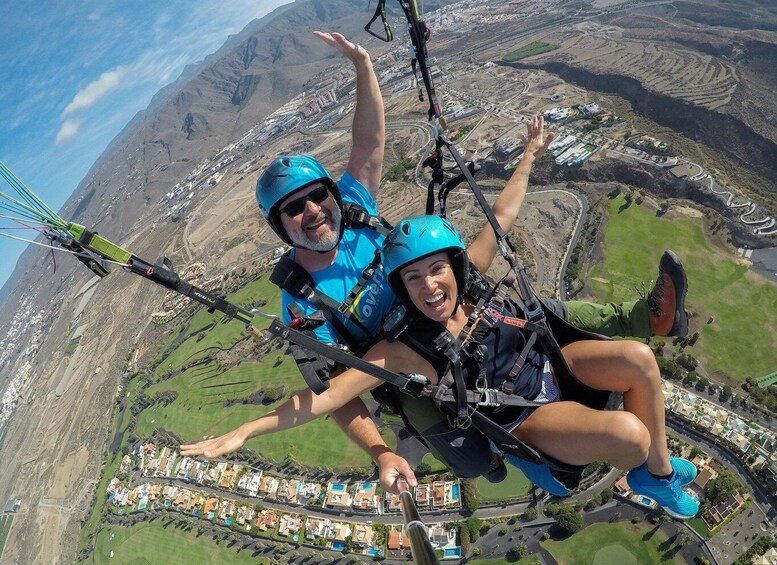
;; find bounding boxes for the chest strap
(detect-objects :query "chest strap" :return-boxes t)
[271,252,373,349]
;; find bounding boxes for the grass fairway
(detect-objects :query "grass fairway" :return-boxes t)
[472,558,540,565]
[154,276,282,377]
[476,463,533,502]
[504,41,558,61]
[590,196,777,381]
[138,356,371,469]
[138,272,371,468]
[92,522,273,564]
[543,522,686,564]
[0,515,13,560]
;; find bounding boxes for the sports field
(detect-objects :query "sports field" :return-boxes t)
[543,521,688,564]
[0,515,13,561]
[92,522,275,564]
[589,196,777,381]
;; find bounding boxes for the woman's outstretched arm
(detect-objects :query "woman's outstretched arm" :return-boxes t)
[180,339,427,459]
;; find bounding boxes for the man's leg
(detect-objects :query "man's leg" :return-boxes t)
[393,394,506,482]
[562,251,689,338]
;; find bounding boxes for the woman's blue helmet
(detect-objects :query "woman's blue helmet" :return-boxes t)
[255,155,342,245]
[382,215,470,306]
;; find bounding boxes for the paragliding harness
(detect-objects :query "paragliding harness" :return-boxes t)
[268,201,394,393]
[367,0,613,481]
[381,260,612,483]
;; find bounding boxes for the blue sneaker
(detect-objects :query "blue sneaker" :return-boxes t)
[627,463,699,520]
[503,453,570,497]
[671,457,697,486]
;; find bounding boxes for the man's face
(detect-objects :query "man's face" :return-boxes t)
[279,183,341,252]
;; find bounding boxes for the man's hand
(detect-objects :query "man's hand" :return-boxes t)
[181,427,248,459]
[520,115,555,160]
[377,451,418,495]
[314,31,369,66]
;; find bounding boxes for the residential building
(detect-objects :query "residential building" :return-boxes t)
[414,484,431,507]
[296,481,321,505]
[255,509,278,531]
[329,520,352,542]
[384,492,402,513]
[305,517,330,540]
[387,528,405,550]
[324,482,352,509]
[235,505,256,528]
[753,547,777,565]
[203,497,219,518]
[276,478,300,503]
[218,499,236,523]
[278,513,304,538]
[703,492,748,529]
[236,470,262,497]
[218,464,240,491]
[259,475,280,498]
[352,524,374,548]
[427,523,457,548]
[352,482,381,513]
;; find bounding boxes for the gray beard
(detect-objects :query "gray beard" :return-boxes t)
[297,206,342,252]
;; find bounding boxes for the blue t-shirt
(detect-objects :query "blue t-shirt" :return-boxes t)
[280,172,398,347]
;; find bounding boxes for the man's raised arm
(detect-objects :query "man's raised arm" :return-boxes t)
[314,31,385,196]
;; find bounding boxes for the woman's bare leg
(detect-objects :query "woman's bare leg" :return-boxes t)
[514,401,649,470]
[559,339,672,476]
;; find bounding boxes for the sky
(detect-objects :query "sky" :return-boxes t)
[0,0,293,293]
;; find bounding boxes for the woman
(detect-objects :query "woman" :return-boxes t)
[182,211,699,519]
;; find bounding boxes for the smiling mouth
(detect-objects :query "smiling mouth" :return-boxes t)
[305,214,329,231]
[425,292,446,309]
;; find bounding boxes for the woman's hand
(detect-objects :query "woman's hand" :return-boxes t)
[520,115,555,160]
[181,427,248,459]
[313,31,369,66]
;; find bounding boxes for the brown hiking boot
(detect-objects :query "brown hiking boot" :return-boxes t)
[647,251,689,337]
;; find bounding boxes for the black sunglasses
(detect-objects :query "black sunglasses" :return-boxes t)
[279,185,330,217]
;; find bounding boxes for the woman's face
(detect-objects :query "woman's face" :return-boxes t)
[400,252,458,322]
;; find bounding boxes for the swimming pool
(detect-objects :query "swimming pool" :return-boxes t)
[367,548,381,556]
[330,483,346,492]
[451,484,459,500]
[332,541,345,551]
[443,547,462,558]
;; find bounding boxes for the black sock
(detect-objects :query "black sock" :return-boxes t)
[648,470,674,481]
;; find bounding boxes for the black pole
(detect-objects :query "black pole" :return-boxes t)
[397,479,439,565]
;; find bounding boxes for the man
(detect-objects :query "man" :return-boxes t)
[250,33,690,491]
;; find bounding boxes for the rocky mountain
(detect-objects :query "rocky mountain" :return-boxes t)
[0,0,392,328]
[499,0,777,210]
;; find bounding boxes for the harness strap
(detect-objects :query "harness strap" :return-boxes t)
[127,256,254,324]
[268,319,431,398]
[270,251,375,349]
[339,249,382,316]
[364,0,393,41]
[435,332,469,423]
[342,202,392,235]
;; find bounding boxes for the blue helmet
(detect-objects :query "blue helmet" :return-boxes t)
[255,155,342,245]
[383,215,470,306]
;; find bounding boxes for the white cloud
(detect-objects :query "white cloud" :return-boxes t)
[62,67,127,116]
[87,12,100,21]
[56,119,81,145]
